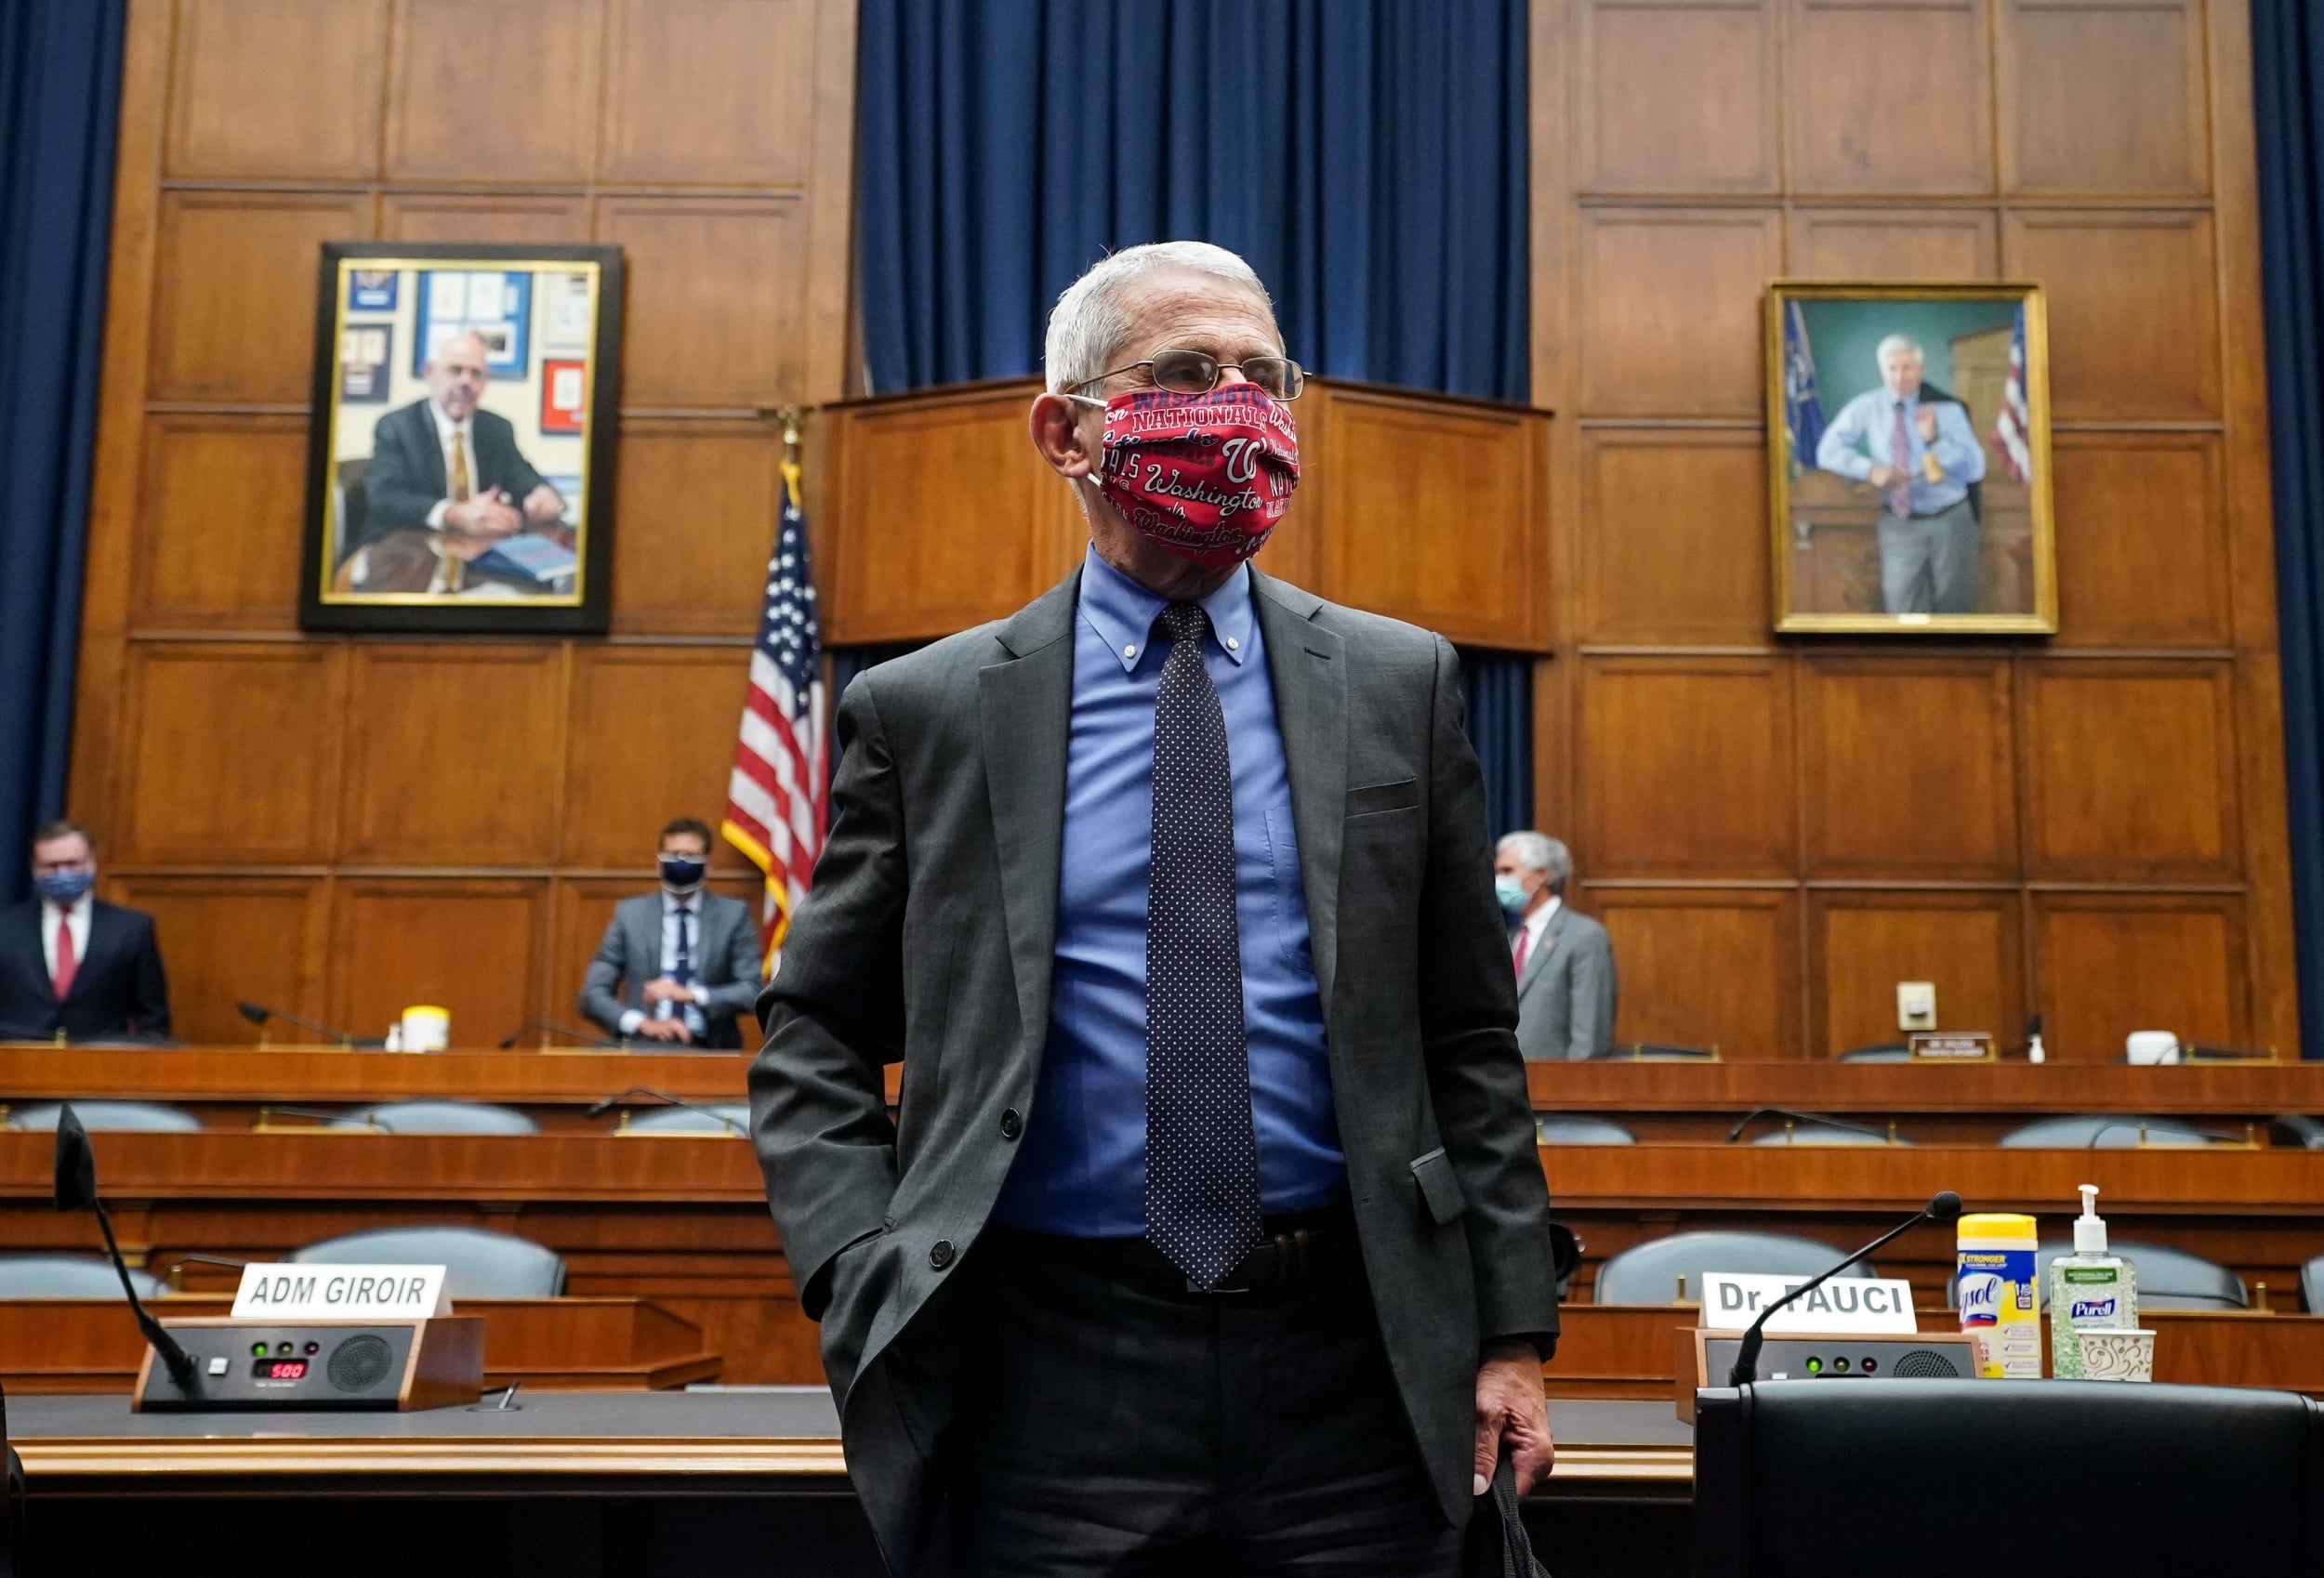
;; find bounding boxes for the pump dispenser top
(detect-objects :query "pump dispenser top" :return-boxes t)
[2074,1183,2108,1254]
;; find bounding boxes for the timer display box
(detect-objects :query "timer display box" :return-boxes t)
[133,1317,483,1412]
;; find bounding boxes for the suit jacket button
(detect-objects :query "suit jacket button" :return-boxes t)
[999,1108,1023,1140]
[929,1240,956,1270]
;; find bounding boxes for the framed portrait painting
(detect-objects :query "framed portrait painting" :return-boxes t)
[297,242,624,635]
[1767,282,2055,635]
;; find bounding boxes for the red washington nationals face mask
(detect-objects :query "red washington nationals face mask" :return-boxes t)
[1084,383,1300,566]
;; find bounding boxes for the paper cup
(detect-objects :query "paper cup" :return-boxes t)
[2076,1328,2155,1382]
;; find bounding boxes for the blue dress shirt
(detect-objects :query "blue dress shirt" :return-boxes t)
[990,550,1346,1236]
[1816,387,1986,515]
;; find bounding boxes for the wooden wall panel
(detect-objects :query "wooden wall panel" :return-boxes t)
[164,0,387,180]
[2051,433,2232,649]
[562,648,754,870]
[1998,0,2210,196]
[2036,896,2246,1062]
[2025,664,2238,882]
[1579,431,1768,645]
[116,646,341,866]
[1574,0,1776,193]
[379,193,594,245]
[386,0,603,183]
[1580,659,1795,877]
[131,415,308,628]
[338,647,568,868]
[1787,208,2000,281]
[600,0,817,187]
[1812,894,2021,1059]
[2007,211,2221,422]
[597,198,808,409]
[608,421,785,636]
[1800,658,2016,880]
[1578,209,1784,416]
[104,875,323,1047]
[1591,888,1801,1059]
[1789,0,1992,196]
[147,192,372,403]
[329,880,548,1048]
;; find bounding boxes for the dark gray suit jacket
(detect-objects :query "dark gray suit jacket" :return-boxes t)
[747,568,1558,1573]
[578,892,762,1050]
[358,399,550,549]
[1513,903,1618,1061]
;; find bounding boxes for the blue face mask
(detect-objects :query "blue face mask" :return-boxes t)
[659,855,706,892]
[1493,875,1529,917]
[34,869,93,905]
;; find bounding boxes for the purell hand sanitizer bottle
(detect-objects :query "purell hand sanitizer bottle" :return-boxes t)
[2050,1184,2137,1378]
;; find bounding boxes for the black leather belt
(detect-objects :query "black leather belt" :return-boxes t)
[992,1201,1360,1295]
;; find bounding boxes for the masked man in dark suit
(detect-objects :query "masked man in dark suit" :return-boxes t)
[0,822,170,1043]
[578,818,765,1050]
[749,242,1558,1576]
[353,329,563,565]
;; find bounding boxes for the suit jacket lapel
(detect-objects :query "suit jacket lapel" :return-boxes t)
[1252,571,1345,1020]
[1518,905,1565,995]
[63,904,110,1002]
[980,571,1079,1066]
[12,907,52,1004]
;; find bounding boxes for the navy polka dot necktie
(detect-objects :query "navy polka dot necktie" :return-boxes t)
[1143,601,1263,1289]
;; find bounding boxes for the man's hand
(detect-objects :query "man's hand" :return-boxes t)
[443,493,522,535]
[1866,463,1902,490]
[641,977,698,1006]
[522,482,565,525]
[1473,1340,1554,1496]
[632,1017,693,1045]
[1914,405,1939,443]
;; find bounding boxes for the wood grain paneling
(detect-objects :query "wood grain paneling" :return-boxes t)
[600,0,817,186]
[117,646,340,866]
[338,646,567,867]
[1579,209,1784,417]
[131,414,308,628]
[2036,895,2246,1062]
[1999,0,2209,196]
[1801,658,2015,879]
[148,192,371,403]
[2007,211,2221,421]
[608,420,785,636]
[597,198,808,409]
[562,648,754,870]
[1787,208,2000,281]
[379,192,593,246]
[386,0,603,182]
[1579,430,1768,645]
[104,875,323,1047]
[1811,893,2021,1059]
[2052,431,2231,649]
[1574,0,1776,193]
[1789,0,1991,196]
[165,0,386,179]
[1580,659,1795,876]
[2025,664,2238,882]
[329,880,548,1048]
[1591,888,1801,1058]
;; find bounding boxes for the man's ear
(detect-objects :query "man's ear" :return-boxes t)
[1029,392,1098,480]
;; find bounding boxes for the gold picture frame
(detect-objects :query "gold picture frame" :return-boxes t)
[1767,281,2056,635]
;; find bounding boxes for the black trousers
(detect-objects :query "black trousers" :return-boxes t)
[944,1223,1461,1577]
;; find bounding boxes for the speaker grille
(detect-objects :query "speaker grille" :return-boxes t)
[1893,1348,1962,1378]
[327,1334,394,1392]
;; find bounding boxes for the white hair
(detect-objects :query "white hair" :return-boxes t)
[1043,242,1275,394]
[1875,334,1924,364]
[1497,831,1572,893]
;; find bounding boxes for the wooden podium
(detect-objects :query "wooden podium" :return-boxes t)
[809,375,1553,651]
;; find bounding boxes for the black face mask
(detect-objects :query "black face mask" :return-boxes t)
[659,855,706,892]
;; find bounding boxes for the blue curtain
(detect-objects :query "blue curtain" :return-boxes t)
[0,0,125,906]
[2254,0,2324,1058]
[855,0,1536,833]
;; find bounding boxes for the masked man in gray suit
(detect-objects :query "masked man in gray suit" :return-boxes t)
[748,242,1559,1576]
[1495,832,1618,1061]
[579,818,763,1049]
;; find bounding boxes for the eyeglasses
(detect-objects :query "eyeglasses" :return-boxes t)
[1072,348,1304,401]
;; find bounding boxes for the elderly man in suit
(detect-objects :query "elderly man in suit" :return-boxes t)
[579,818,763,1050]
[1495,832,1618,1061]
[749,241,1558,1576]
[1815,334,1987,615]
[0,822,170,1043]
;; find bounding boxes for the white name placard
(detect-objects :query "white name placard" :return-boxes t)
[1698,1272,1919,1335]
[231,1263,451,1320]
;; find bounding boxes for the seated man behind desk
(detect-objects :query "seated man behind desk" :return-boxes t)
[579,819,762,1049]
[1495,831,1617,1061]
[0,822,171,1043]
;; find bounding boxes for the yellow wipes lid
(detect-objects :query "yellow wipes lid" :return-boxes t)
[1956,1212,2037,1240]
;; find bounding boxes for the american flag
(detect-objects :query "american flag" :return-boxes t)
[1782,300,1826,474]
[1990,305,2032,483]
[721,458,825,969]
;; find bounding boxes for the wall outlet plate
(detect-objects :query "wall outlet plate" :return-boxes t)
[1896,981,1936,1032]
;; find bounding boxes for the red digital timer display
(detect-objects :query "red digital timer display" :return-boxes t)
[253,1359,310,1381]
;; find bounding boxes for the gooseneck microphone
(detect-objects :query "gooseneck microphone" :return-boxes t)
[236,1000,374,1049]
[1726,1190,1962,1387]
[585,1086,745,1136]
[53,1105,198,1389]
[1725,1107,1892,1145]
[499,1020,623,1050]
